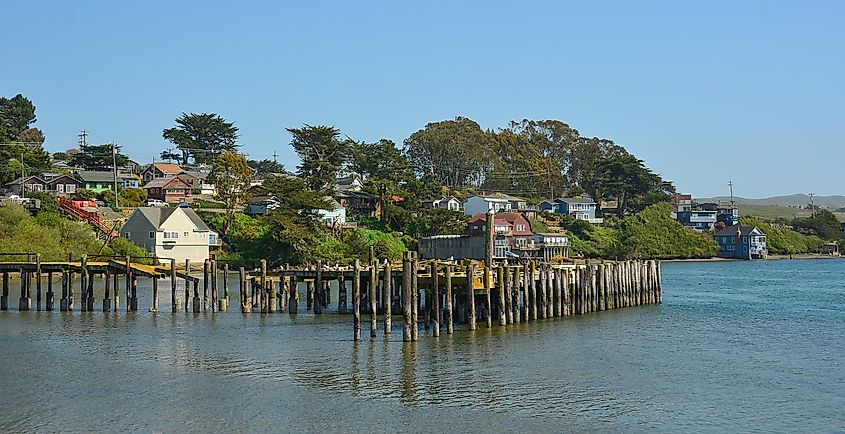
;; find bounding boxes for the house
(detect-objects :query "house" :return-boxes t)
[463,193,525,216]
[336,191,380,218]
[672,194,692,213]
[820,242,840,256]
[714,224,768,259]
[143,176,192,203]
[318,198,347,227]
[120,207,218,264]
[531,233,570,261]
[75,171,118,193]
[466,212,533,257]
[177,171,216,196]
[3,175,47,196]
[718,207,740,226]
[422,196,462,211]
[675,210,718,232]
[336,175,364,192]
[244,195,279,216]
[140,163,183,182]
[540,197,603,224]
[44,174,82,196]
[119,173,141,189]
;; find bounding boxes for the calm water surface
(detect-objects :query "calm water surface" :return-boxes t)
[0,259,842,433]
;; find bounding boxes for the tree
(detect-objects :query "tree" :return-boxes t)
[248,159,286,174]
[159,149,181,163]
[257,175,335,264]
[349,139,413,183]
[162,113,239,165]
[208,151,253,235]
[793,209,841,240]
[0,94,37,141]
[287,125,349,191]
[584,153,673,215]
[69,143,129,171]
[0,142,52,184]
[404,116,493,188]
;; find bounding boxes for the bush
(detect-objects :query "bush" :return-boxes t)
[617,203,719,259]
[741,216,825,254]
[0,204,106,261]
[107,237,154,264]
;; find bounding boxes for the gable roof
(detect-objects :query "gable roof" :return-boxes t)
[147,163,183,175]
[143,176,191,189]
[714,224,765,237]
[469,212,528,225]
[132,207,210,231]
[76,171,115,183]
[4,175,46,186]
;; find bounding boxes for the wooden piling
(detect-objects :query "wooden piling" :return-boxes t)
[369,261,378,337]
[314,260,323,315]
[538,265,547,320]
[288,276,299,314]
[103,271,111,312]
[35,254,42,311]
[513,266,522,324]
[45,272,54,311]
[238,267,247,313]
[431,260,441,337]
[383,262,391,333]
[466,262,477,330]
[353,260,361,341]
[338,271,348,314]
[411,255,419,341]
[497,265,506,326]
[203,259,210,312]
[151,273,159,312]
[402,253,412,342]
[445,264,454,335]
[1,271,9,311]
[484,265,492,328]
[221,264,230,312]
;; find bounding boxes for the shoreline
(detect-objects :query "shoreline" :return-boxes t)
[662,254,844,263]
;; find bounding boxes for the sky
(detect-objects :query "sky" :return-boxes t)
[3,1,843,198]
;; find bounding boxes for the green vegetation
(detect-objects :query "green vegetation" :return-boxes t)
[0,94,52,184]
[741,216,825,255]
[0,203,150,262]
[617,203,719,259]
[163,112,239,165]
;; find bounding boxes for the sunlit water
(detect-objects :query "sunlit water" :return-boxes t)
[0,259,842,432]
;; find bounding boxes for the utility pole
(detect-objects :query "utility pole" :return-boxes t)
[20,151,25,198]
[112,142,120,209]
[78,130,88,148]
[272,150,278,163]
[728,180,735,208]
[808,192,816,217]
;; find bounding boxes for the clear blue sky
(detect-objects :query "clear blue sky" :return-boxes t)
[3,1,843,198]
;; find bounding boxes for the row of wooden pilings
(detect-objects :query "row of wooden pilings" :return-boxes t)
[0,253,662,345]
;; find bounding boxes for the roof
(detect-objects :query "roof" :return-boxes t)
[148,163,183,174]
[674,194,692,200]
[469,212,527,224]
[143,176,191,189]
[132,207,210,231]
[476,192,523,202]
[714,224,766,237]
[336,175,361,185]
[556,197,596,205]
[76,171,115,183]
[4,175,45,186]
[180,170,210,180]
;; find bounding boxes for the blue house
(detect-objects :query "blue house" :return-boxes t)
[675,210,718,232]
[714,224,768,259]
[540,197,602,224]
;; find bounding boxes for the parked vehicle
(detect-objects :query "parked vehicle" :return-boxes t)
[145,199,168,207]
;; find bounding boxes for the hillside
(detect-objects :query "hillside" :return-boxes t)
[697,194,845,209]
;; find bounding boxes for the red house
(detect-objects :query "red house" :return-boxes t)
[143,176,192,204]
[466,212,533,255]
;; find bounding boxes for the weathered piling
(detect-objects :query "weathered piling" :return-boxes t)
[466,262,477,331]
[369,261,378,337]
[484,265,492,328]
[411,255,419,341]
[103,271,111,312]
[353,260,361,341]
[2,271,9,310]
[402,253,412,342]
[35,254,41,311]
[513,266,522,324]
[203,259,210,312]
[221,264,229,312]
[46,272,54,311]
[432,261,441,337]
[314,261,323,315]
[445,264,453,335]
[338,271,347,314]
[383,261,391,333]
[538,265,547,320]
[288,276,299,314]
[210,260,218,313]
[239,267,249,313]
[151,273,159,312]
[499,266,508,326]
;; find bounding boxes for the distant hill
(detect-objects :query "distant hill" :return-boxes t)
[695,194,845,210]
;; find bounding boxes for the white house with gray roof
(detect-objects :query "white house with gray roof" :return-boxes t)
[120,207,218,264]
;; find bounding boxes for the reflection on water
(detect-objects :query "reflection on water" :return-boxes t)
[0,259,843,432]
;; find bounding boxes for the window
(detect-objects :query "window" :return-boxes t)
[57,184,65,193]
[149,232,155,239]
[163,231,179,239]
[183,232,190,237]
[124,232,130,238]
[66,185,76,193]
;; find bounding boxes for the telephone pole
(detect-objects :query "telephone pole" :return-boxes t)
[78,130,88,148]
[728,180,735,207]
[808,192,815,217]
[112,142,120,209]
